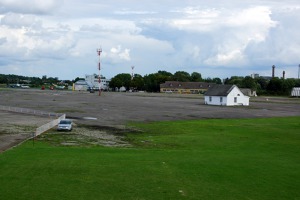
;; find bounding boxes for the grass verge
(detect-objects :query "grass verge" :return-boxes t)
[0,117,299,199]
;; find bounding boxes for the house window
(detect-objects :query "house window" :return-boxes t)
[209,96,212,102]
[220,97,223,103]
[234,97,237,103]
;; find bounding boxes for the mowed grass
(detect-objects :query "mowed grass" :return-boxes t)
[0,117,300,200]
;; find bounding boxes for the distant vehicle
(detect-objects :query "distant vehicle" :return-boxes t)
[55,85,65,90]
[21,85,30,89]
[8,84,21,88]
[52,84,65,90]
[87,86,97,92]
[57,119,73,131]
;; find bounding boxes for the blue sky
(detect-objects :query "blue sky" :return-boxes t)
[0,0,300,80]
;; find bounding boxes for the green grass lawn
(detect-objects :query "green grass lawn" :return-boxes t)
[0,117,300,200]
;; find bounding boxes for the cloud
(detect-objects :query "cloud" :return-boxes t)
[79,19,141,34]
[0,0,62,15]
[0,14,76,62]
[0,37,7,45]
[164,6,278,68]
[1,0,300,80]
[1,13,42,28]
[106,45,131,63]
[114,9,157,15]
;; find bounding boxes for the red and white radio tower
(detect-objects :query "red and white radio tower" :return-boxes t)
[97,47,102,96]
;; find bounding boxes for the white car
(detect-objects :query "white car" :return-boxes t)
[57,119,73,131]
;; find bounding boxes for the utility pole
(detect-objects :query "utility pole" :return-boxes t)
[131,66,135,80]
[298,64,300,79]
[97,47,102,96]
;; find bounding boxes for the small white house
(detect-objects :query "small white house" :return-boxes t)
[74,80,90,91]
[204,85,250,106]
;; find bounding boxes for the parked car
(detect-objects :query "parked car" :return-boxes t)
[57,119,73,131]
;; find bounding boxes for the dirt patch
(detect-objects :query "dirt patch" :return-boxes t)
[36,124,140,147]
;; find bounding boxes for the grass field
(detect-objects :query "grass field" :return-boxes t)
[0,117,299,199]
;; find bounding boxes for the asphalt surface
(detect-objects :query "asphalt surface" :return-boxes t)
[1,89,300,125]
[1,89,300,152]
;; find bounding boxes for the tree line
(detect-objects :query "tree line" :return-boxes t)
[1,72,300,95]
[224,76,300,95]
[109,71,222,92]
[109,71,300,95]
[0,74,73,87]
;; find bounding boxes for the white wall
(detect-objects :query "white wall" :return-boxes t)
[85,75,110,90]
[74,84,88,91]
[227,87,249,106]
[291,87,300,97]
[205,86,249,106]
[204,96,227,106]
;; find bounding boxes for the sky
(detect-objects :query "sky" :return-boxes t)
[0,0,300,80]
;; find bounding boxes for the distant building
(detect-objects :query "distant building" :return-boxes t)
[85,74,110,91]
[204,84,250,106]
[291,87,300,97]
[240,88,257,97]
[250,73,259,79]
[160,81,215,94]
[74,80,90,91]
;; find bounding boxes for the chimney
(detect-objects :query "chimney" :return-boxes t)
[283,71,285,80]
[272,65,275,78]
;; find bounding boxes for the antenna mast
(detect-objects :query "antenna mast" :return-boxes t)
[298,64,300,79]
[97,47,102,96]
[131,66,135,80]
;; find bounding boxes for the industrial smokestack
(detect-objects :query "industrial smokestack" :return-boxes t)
[272,65,275,78]
[283,71,285,80]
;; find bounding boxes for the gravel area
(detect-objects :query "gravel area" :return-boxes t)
[1,89,300,151]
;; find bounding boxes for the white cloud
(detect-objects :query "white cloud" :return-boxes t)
[204,49,246,66]
[106,45,131,63]
[0,0,62,15]
[114,9,157,15]
[79,19,142,35]
[167,6,279,69]
[1,13,42,28]
[0,0,300,80]
[0,13,76,62]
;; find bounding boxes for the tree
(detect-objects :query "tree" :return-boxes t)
[73,77,84,83]
[143,74,159,92]
[109,78,123,89]
[0,74,7,84]
[130,74,145,90]
[47,77,59,84]
[282,78,296,95]
[241,76,257,90]
[172,71,191,82]
[212,77,222,84]
[224,76,243,87]
[157,70,173,77]
[42,75,47,82]
[109,73,131,90]
[191,72,202,82]
[267,78,283,95]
